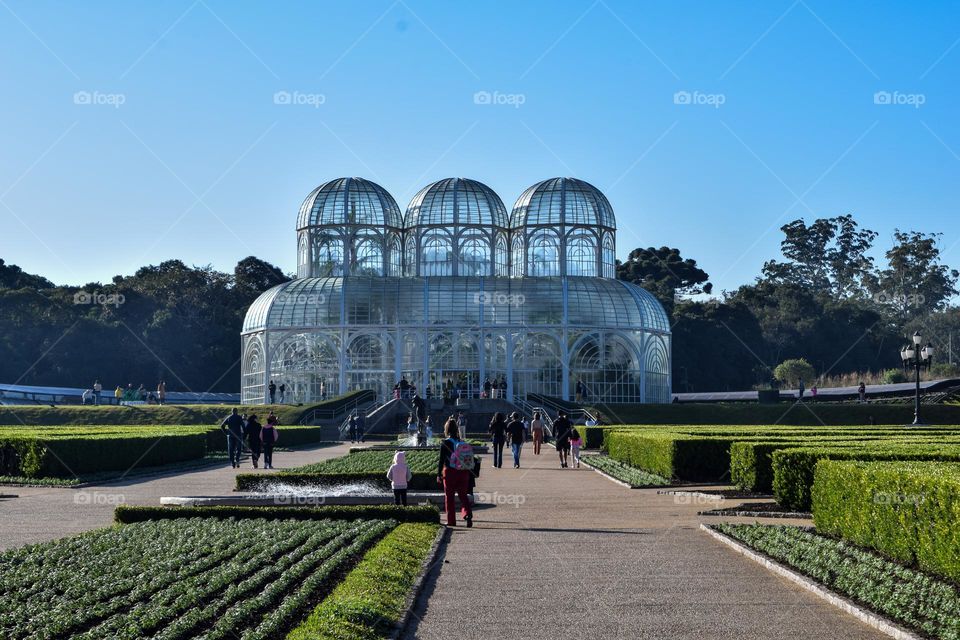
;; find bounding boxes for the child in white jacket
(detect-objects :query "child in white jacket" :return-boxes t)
[386,450,413,506]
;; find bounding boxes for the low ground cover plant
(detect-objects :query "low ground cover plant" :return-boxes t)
[0,515,395,639]
[712,523,960,639]
[579,455,670,487]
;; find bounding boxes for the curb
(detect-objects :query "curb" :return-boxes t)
[700,523,920,640]
[699,509,811,519]
[391,524,448,640]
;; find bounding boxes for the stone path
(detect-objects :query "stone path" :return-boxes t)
[0,442,888,639]
[406,451,886,640]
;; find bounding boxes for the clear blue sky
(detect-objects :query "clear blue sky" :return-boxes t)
[1,0,958,292]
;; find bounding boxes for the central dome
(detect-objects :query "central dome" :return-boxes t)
[404,178,509,228]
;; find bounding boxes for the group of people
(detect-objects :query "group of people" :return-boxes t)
[347,412,367,443]
[81,380,167,405]
[220,408,280,469]
[267,380,288,404]
[487,409,581,469]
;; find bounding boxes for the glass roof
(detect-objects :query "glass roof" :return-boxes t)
[243,276,668,333]
[511,177,616,229]
[405,178,509,228]
[297,177,403,230]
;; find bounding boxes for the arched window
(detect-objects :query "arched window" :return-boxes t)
[458,235,491,277]
[602,234,616,278]
[352,237,383,276]
[566,234,597,276]
[404,236,417,277]
[421,233,453,276]
[389,235,403,276]
[298,234,310,277]
[511,235,525,277]
[494,233,508,276]
[312,235,344,276]
[528,230,560,276]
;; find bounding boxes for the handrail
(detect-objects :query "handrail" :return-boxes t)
[298,391,377,425]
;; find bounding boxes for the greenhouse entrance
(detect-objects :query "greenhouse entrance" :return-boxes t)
[429,370,479,401]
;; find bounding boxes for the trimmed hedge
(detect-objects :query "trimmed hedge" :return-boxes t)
[0,431,206,477]
[114,504,440,524]
[591,403,960,426]
[286,522,439,639]
[773,444,960,511]
[813,461,960,581]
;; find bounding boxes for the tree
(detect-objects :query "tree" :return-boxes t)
[0,258,54,289]
[760,214,878,299]
[875,230,959,320]
[773,358,816,387]
[616,246,712,312]
[233,256,290,299]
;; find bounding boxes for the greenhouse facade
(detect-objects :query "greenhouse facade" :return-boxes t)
[241,177,671,404]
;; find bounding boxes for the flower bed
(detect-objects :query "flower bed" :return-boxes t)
[580,455,670,487]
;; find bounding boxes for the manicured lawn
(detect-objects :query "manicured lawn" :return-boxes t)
[580,455,670,487]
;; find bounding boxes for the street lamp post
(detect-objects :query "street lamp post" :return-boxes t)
[900,331,934,426]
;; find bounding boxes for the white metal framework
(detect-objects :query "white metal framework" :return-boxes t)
[243,177,671,404]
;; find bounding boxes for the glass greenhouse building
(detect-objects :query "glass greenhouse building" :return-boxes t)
[241,177,671,404]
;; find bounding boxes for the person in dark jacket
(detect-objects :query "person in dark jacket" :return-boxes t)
[553,410,573,468]
[348,413,358,443]
[220,408,245,468]
[268,380,276,404]
[245,413,262,468]
[261,412,280,469]
[506,412,526,469]
[437,418,473,527]
[488,412,507,468]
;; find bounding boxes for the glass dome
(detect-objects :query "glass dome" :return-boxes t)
[510,177,616,229]
[295,177,403,279]
[511,178,617,279]
[297,177,403,229]
[404,178,509,277]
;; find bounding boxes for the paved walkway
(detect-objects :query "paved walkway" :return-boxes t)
[0,442,353,550]
[406,451,886,640]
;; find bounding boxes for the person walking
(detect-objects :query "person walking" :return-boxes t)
[93,379,102,405]
[569,427,583,468]
[387,451,412,506]
[437,418,473,527]
[81,389,93,405]
[348,413,358,443]
[157,380,166,405]
[457,411,468,441]
[531,411,545,455]
[553,410,573,468]
[507,412,525,469]
[245,413,262,468]
[811,384,818,402]
[114,385,122,403]
[261,412,280,469]
[279,382,286,403]
[797,378,805,401]
[220,408,245,469]
[576,379,584,403]
[858,381,866,404]
[498,378,507,399]
[488,412,507,468]
[356,411,366,443]
[483,377,492,399]
[268,380,276,404]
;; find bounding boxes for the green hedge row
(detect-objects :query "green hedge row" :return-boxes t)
[0,432,207,478]
[114,504,440,524]
[773,444,960,511]
[813,461,960,581]
[591,403,960,426]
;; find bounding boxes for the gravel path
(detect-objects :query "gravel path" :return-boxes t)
[405,449,886,640]
[0,442,352,549]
